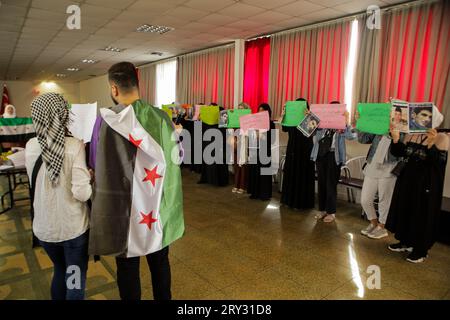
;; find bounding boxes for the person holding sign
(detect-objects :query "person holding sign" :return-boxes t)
[231,102,251,194]
[198,105,229,187]
[386,107,448,263]
[280,98,315,210]
[247,103,275,201]
[310,102,356,223]
[357,108,402,240]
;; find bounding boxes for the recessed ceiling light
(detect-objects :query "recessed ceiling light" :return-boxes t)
[56,74,67,78]
[66,67,79,72]
[82,59,97,64]
[136,24,174,34]
[102,46,125,52]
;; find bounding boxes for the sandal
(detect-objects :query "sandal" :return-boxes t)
[315,212,327,220]
[323,214,336,223]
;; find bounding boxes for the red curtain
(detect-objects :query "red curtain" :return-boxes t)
[243,37,270,113]
[269,21,351,117]
[176,46,235,109]
[354,0,450,112]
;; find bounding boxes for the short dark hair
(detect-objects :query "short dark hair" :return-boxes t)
[108,62,139,93]
[330,100,340,104]
[413,106,432,115]
[395,106,402,113]
[296,97,310,110]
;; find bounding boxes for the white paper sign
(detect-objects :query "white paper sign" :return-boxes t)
[69,103,98,143]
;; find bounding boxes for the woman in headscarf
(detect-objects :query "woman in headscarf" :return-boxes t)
[25,93,92,299]
[386,107,448,263]
[3,104,16,118]
[280,98,315,209]
[310,101,356,223]
[247,103,275,200]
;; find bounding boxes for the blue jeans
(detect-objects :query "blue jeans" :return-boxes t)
[39,231,89,300]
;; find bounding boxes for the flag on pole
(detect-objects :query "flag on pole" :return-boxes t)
[1,84,10,115]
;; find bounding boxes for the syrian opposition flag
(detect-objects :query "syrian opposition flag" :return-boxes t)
[96,105,169,257]
[0,117,36,143]
[1,84,10,115]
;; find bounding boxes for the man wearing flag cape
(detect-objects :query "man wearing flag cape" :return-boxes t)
[89,62,184,300]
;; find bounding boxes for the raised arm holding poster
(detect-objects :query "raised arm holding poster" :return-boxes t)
[281,101,307,127]
[200,105,220,125]
[227,109,252,128]
[68,102,97,143]
[356,103,391,135]
[239,111,270,134]
[310,104,346,129]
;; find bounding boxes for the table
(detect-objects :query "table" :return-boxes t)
[0,165,30,214]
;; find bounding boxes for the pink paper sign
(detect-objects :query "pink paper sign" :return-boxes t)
[192,105,203,121]
[310,104,346,129]
[239,111,270,134]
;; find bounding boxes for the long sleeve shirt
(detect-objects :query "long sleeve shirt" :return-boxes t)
[25,137,92,242]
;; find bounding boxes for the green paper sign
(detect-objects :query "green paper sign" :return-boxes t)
[200,105,220,125]
[227,109,252,128]
[356,103,391,135]
[162,106,173,119]
[281,101,307,127]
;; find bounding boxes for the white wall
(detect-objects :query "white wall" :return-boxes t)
[1,80,80,117]
[79,74,111,108]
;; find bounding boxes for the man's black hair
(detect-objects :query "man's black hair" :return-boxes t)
[395,106,402,113]
[108,62,139,93]
[330,100,340,104]
[413,106,432,115]
[295,97,310,110]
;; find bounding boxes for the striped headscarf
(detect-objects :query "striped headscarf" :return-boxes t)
[31,93,70,185]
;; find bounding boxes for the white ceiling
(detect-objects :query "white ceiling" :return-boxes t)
[0,0,411,82]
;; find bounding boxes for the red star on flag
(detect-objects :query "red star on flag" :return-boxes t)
[139,211,157,229]
[129,134,142,148]
[143,166,162,186]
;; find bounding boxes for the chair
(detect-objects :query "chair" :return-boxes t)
[339,156,366,203]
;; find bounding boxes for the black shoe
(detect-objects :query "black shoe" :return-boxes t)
[249,195,258,199]
[388,242,413,252]
[406,251,427,263]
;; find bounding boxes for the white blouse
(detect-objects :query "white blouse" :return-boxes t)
[25,137,92,243]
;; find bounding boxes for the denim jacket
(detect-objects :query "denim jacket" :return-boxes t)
[357,131,401,164]
[310,125,357,165]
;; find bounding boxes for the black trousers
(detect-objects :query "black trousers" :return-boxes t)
[316,152,341,214]
[115,246,171,300]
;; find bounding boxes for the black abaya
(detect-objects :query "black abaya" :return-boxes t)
[198,123,229,186]
[386,141,447,256]
[247,121,275,200]
[280,126,315,209]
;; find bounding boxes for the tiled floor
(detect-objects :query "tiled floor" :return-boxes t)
[1,169,449,300]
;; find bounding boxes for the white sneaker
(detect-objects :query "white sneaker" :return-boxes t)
[361,223,377,236]
[367,226,388,239]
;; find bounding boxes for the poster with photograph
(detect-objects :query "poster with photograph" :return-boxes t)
[390,100,409,132]
[219,110,229,128]
[408,102,433,133]
[297,112,320,137]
